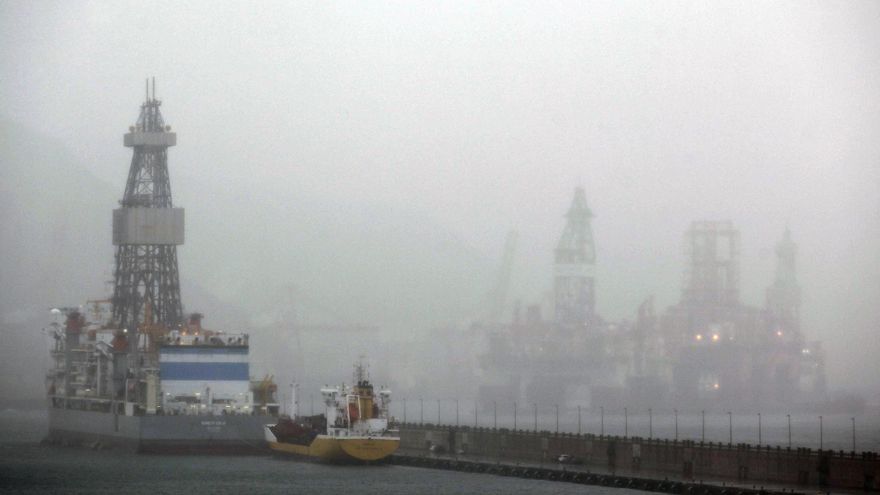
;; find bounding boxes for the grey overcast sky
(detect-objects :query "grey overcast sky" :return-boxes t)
[1,1,878,389]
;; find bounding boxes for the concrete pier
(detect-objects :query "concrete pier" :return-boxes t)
[399,423,879,491]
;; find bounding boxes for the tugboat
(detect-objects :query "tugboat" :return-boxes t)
[264,363,399,463]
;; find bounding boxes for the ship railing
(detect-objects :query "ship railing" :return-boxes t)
[48,395,113,402]
[48,394,116,413]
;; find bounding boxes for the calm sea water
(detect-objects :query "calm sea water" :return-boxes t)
[0,409,645,495]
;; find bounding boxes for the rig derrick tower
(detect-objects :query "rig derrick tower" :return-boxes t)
[679,220,740,340]
[111,79,185,337]
[553,187,596,329]
[766,228,800,333]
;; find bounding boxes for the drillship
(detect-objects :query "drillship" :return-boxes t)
[44,80,279,453]
[265,363,400,463]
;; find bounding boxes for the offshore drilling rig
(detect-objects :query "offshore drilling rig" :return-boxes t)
[475,188,826,411]
[477,187,615,406]
[660,223,826,408]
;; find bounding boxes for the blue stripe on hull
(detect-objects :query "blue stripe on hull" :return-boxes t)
[160,346,248,355]
[160,362,249,380]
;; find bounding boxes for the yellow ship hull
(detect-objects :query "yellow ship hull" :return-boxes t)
[268,435,399,463]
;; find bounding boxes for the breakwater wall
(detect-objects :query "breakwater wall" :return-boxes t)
[399,423,879,491]
[390,454,797,495]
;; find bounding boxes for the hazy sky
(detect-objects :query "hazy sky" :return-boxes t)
[2,1,878,390]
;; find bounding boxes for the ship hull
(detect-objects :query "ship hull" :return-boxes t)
[47,407,272,454]
[268,434,399,463]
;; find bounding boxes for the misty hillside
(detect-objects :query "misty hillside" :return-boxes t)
[181,180,495,331]
[0,120,114,401]
[0,120,115,315]
[0,119,495,399]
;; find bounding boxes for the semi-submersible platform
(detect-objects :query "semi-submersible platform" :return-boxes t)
[44,81,280,453]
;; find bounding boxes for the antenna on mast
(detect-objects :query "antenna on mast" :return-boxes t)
[152,77,156,101]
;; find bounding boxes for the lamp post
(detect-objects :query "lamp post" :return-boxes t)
[533,403,537,432]
[787,414,791,448]
[727,411,733,445]
[555,404,559,434]
[701,410,705,442]
[648,408,653,439]
[674,408,679,441]
[852,417,856,452]
[577,405,582,435]
[758,413,762,445]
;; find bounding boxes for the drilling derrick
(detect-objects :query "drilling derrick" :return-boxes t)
[682,220,739,308]
[679,220,741,342]
[112,79,184,334]
[766,228,800,332]
[554,187,596,329]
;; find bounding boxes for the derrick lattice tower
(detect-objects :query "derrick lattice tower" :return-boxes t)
[112,79,184,331]
[766,228,800,332]
[682,220,739,308]
[553,187,596,328]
